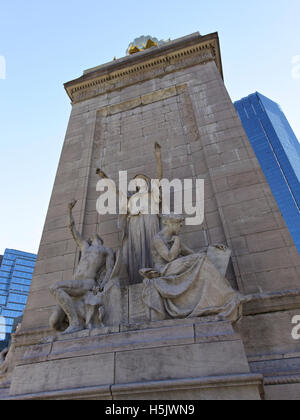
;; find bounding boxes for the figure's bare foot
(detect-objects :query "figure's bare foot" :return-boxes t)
[62,324,84,335]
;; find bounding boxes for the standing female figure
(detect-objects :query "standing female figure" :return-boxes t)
[97,142,163,285]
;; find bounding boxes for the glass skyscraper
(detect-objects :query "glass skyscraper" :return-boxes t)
[234,92,300,253]
[0,249,37,349]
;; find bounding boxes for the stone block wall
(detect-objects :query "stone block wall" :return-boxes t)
[20,33,300,334]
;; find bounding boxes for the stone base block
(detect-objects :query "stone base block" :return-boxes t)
[264,382,300,401]
[0,384,10,399]
[7,374,263,400]
[7,318,263,400]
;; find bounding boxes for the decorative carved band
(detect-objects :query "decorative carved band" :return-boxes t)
[264,374,300,386]
[66,39,219,104]
[97,84,187,117]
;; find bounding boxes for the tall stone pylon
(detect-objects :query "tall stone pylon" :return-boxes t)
[2,32,300,400]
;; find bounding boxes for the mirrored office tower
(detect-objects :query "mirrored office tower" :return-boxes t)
[0,249,37,349]
[235,92,300,252]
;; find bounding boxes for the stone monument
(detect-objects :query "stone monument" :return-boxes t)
[1,32,300,400]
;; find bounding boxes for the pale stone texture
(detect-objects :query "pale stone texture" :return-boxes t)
[141,215,242,322]
[8,319,262,400]
[4,31,300,400]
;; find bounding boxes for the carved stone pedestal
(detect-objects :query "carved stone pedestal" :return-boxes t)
[0,382,10,399]
[7,318,263,400]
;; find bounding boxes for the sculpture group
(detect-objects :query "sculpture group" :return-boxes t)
[49,200,115,334]
[50,143,244,334]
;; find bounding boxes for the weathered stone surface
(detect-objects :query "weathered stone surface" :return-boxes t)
[111,374,262,400]
[10,352,115,396]
[141,215,241,323]
[236,308,300,358]
[5,30,300,400]
[264,382,300,401]
[128,284,149,324]
[115,341,248,384]
[8,319,262,400]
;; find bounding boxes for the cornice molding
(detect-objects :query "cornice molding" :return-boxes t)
[264,374,300,386]
[243,288,300,316]
[64,32,223,104]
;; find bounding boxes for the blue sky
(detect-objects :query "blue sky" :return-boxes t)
[0,0,299,255]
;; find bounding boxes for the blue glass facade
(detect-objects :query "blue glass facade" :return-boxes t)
[234,92,300,252]
[0,249,37,345]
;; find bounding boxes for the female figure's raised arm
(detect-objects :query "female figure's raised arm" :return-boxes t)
[68,200,85,250]
[154,143,163,182]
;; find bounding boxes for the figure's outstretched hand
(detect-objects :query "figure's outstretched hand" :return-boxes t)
[96,168,108,179]
[92,285,101,295]
[154,142,162,156]
[166,236,178,248]
[68,199,77,210]
[214,244,227,251]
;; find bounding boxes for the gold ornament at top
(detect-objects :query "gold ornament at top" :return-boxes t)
[128,39,158,55]
[127,36,169,56]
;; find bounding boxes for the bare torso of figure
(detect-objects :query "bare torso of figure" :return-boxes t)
[74,243,107,281]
